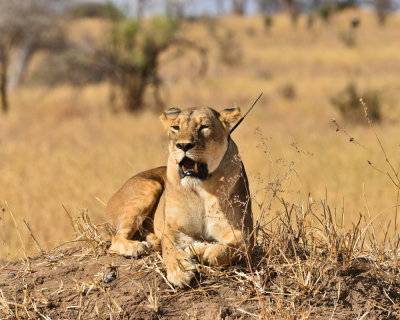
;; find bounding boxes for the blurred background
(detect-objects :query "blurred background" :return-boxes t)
[0,0,399,259]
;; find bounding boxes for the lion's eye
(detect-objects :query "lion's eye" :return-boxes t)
[171,126,179,132]
[199,125,209,131]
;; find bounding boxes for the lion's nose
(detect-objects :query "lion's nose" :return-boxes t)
[176,143,195,152]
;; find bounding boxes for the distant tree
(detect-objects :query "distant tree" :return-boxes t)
[280,0,301,26]
[257,0,280,31]
[0,0,65,113]
[67,2,123,19]
[315,0,337,23]
[137,0,145,20]
[0,42,12,113]
[374,0,391,25]
[165,0,188,18]
[206,19,242,65]
[257,0,280,14]
[310,0,358,25]
[101,16,207,112]
[232,0,247,15]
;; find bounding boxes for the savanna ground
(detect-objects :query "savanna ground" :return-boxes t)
[1,10,400,319]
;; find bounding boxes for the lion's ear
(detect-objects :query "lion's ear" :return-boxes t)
[219,107,241,131]
[160,107,181,129]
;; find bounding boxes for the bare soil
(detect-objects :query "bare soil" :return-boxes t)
[1,243,399,319]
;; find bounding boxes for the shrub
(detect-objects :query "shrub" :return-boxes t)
[278,82,296,100]
[330,83,382,123]
[263,15,273,32]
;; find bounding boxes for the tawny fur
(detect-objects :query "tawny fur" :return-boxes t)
[107,106,253,287]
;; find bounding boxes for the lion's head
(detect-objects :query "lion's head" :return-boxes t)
[160,106,241,183]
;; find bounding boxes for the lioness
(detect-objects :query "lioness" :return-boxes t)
[107,106,253,287]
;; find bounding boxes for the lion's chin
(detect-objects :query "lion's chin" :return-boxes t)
[180,176,203,189]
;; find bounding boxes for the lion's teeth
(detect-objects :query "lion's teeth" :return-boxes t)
[194,162,198,173]
[182,165,187,172]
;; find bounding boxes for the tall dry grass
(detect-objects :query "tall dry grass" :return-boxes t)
[1,10,400,259]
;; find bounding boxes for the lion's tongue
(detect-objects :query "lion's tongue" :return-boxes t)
[181,158,198,173]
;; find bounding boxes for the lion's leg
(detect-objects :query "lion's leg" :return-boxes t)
[108,179,163,258]
[162,230,197,288]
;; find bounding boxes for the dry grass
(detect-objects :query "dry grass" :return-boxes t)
[0,186,399,319]
[0,10,400,265]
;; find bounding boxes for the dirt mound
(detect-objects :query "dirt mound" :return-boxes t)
[1,242,399,319]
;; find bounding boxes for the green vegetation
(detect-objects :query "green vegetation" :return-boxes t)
[106,17,180,111]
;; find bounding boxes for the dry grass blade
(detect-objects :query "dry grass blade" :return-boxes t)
[70,209,113,257]
[6,201,27,256]
[23,219,43,253]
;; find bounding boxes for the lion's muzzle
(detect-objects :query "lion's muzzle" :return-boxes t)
[178,157,208,180]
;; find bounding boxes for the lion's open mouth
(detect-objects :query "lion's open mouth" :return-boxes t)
[178,157,208,180]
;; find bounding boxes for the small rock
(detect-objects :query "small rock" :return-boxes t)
[103,270,117,283]
[8,272,16,280]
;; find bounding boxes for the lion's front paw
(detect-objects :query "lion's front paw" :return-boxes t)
[166,252,197,288]
[184,242,232,266]
[201,243,232,266]
[184,241,207,259]
[109,239,150,258]
[145,233,161,252]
